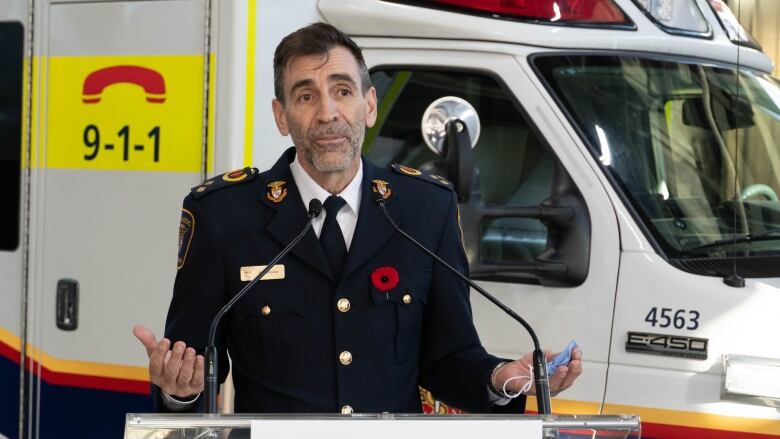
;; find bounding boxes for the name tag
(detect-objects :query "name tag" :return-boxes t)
[240,264,285,281]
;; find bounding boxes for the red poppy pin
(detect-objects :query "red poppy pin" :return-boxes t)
[371,266,399,292]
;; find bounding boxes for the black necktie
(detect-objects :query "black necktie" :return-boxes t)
[320,195,347,277]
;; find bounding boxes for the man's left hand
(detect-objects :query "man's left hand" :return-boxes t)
[492,348,583,397]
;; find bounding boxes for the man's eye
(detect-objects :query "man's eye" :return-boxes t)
[300,94,313,102]
[338,88,352,97]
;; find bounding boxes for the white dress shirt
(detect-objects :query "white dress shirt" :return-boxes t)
[289,153,362,249]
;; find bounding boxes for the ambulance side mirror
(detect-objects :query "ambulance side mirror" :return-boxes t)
[419,97,590,287]
[458,159,591,287]
[420,97,478,202]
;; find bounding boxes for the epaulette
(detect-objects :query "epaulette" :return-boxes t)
[390,163,453,190]
[191,167,259,199]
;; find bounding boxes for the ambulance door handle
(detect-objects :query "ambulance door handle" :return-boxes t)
[56,279,79,331]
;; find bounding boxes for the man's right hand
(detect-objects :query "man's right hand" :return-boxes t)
[133,324,205,399]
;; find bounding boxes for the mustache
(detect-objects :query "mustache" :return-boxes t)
[308,123,352,140]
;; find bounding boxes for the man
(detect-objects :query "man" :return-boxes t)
[134,22,581,414]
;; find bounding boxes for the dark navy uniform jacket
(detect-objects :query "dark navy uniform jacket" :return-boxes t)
[155,147,526,414]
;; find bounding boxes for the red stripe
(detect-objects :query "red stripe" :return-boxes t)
[0,340,21,365]
[40,367,150,395]
[488,407,779,438]
[643,421,780,439]
[1,338,149,395]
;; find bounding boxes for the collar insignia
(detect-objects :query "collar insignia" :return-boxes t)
[372,179,392,200]
[266,180,288,203]
[430,174,450,186]
[398,165,422,176]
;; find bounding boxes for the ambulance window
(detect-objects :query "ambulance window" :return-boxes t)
[365,69,556,264]
[0,22,23,251]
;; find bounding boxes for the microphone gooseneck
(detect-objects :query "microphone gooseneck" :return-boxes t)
[374,197,552,414]
[204,199,322,414]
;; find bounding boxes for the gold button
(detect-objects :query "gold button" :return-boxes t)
[339,351,352,365]
[341,405,353,414]
[402,294,412,304]
[337,298,351,312]
[261,305,271,316]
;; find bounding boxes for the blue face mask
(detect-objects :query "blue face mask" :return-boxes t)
[547,340,578,376]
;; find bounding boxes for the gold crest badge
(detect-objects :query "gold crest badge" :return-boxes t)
[398,165,422,176]
[266,181,288,203]
[372,179,392,200]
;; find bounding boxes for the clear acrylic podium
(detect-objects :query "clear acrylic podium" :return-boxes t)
[125,413,640,439]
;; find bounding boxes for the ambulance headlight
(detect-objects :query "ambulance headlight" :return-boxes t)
[722,354,780,407]
[632,0,709,35]
[707,0,761,49]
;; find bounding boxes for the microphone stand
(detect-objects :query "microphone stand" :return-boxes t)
[204,199,322,414]
[375,197,552,414]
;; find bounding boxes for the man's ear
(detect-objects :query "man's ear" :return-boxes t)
[364,86,378,129]
[272,98,289,136]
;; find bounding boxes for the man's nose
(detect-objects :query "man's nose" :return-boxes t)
[315,94,339,123]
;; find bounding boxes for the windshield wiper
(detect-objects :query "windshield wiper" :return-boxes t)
[683,229,780,254]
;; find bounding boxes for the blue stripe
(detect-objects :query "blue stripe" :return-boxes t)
[38,381,153,438]
[0,353,20,439]
[2,352,155,438]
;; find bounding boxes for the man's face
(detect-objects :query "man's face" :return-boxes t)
[272,47,377,174]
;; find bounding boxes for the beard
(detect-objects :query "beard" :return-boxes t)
[291,117,365,173]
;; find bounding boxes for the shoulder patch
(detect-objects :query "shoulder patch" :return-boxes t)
[177,208,195,270]
[191,167,259,199]
[390,163,454,190]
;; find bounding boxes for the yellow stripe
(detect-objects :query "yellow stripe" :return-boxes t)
[603,403,780,435]
[31,56,42,169]
[0,326,22,352]
[207,52,216,175]
[525,396,780,435]
[0,326,148,381]
[20,56,30,169]
[243,0,257,167]
[530,396,601,415]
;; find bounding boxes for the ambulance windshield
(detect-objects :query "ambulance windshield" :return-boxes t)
[535,55,780,261]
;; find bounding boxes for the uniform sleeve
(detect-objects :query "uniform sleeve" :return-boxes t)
[418,191,526,413]
[152,195,229,413]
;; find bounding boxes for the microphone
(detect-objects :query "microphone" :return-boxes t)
[372,192,552,414]
[204,198,322,414]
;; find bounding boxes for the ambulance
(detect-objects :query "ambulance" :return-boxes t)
[1,0,779,437]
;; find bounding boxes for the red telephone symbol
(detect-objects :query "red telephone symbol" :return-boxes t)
[82,65,166,104]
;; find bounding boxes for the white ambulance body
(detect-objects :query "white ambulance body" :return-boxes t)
[1,0,779,438]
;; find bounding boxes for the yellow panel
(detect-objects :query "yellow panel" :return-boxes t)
[46,55,203,172]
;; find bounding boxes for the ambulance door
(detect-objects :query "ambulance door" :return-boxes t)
[360,43,620,413]
[26,1,208,437]
[0,3,28,439]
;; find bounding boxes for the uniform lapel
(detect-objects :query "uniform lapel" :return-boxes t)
[341,158,398,280]
[262,148,334,281]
